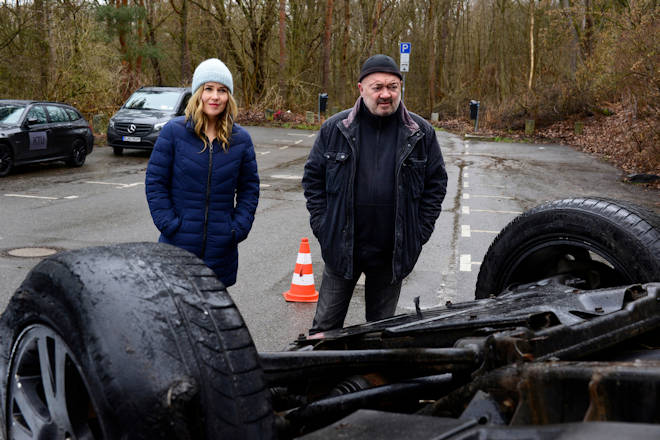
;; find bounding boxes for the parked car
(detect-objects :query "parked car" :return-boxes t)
[107,86,191,156]
[0,198,658,439]
[0,100,94,177]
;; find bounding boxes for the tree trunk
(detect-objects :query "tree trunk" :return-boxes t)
[367,0,383,53]
[427,0,437,115]
[322,0,334,92]
[34,0,50,94]
[278,0,287,104]
[528,0,535,91]
[339,0,351,107]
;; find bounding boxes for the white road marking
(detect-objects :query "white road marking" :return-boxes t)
[471,229,499,234]
[471,208,522,215]
[463,194,470,199]
[461,225,471,237]
[85,181,143,189]
[271,174,302,180]
[465,172,469,178]
[471,194,514,199]
[460,254,481,272]
[4,194,58,200]
[258,151,271,155]
[463,181,470,188]
[462,206,470,214]
[287,133,312,137]
[460,254,472,271]
[63,195,79,199]
[260,183,272,188]
[279,146,289,150]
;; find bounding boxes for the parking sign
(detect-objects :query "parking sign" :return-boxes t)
[399,42,411,72]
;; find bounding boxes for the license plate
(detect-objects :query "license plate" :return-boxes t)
[122,136,141,142]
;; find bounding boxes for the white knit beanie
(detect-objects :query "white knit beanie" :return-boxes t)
[191,58,234,95]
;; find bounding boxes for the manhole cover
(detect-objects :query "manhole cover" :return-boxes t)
[7,247,58,258]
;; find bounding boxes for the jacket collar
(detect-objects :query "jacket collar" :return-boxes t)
[342,97,419,133]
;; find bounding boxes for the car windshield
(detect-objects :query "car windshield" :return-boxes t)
[123,91,182,111]
[0,103,26,125]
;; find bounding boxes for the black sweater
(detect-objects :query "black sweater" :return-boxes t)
[354,103,399,268]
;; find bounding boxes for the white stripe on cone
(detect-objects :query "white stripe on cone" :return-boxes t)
[291,273,315,285]
[296,253,312,264]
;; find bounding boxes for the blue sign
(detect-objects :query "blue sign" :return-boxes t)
[400,42,411,54]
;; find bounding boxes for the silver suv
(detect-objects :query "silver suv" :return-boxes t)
[107,87,191,155]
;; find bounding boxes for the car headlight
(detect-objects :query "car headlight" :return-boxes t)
[108,119,115,128]
[154,121,166,131]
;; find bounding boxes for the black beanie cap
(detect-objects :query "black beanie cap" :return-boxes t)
[358,54,402,83]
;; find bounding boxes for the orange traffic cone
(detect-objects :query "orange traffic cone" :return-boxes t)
[283,237,319,302]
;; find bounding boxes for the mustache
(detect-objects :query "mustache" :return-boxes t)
[377,98,393,104]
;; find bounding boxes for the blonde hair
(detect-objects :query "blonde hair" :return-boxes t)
[184,86,238,152]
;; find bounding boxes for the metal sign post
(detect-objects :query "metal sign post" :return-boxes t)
[399,42,410,102]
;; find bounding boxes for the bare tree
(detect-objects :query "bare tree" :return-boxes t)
[279,0,287,103]
[321,0,334,92]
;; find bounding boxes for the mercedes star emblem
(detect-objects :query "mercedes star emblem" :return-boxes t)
[127,124,136,133]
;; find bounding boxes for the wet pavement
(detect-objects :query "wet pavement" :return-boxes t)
[0,128,657,351]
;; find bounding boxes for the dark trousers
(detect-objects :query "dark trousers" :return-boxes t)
[310,263,402,333]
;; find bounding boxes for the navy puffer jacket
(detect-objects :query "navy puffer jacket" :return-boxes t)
[145,116,259,287]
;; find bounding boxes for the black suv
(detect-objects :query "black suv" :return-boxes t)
[0,100,94,177]
[107,87,191,156]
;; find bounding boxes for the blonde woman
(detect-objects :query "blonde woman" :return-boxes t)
[146,58,259,287]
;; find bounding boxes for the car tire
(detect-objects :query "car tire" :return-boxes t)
[0,144,13,177]
[113,146,123,156]
[66,138,87,167]
[475,197,660,299]
[0,242,275,439]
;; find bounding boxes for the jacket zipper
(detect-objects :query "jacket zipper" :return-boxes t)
[392,131,421,280]
[201,142,213,258]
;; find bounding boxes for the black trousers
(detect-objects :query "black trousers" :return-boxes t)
[310,263,402,333]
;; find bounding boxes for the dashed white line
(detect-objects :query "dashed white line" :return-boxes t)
[85,181,143,189]
[279,146,289,150]
[460,254,472,271]
[260,183,272,188]
[465,172,469,178]
[461,225,471,237]
[258,151,271,156]
[471,229,499,234]
[460,254,481,272]
[471,208,522,215]
[463,194,470,199]
[462,206,470,214]
[270,174,302,180]
[471,194,514,200]
[4,194,58,200]
[287,133,315,137]
[463,182,470,188]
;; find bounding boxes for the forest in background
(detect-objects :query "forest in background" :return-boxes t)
[1,0,658,173]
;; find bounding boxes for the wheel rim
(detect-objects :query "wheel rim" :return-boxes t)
[498,235,632,291]
[0,146,12,175]
[72,142,85,165]
[6,325,104,440]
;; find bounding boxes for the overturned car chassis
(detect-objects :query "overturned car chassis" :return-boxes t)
[263,280,660,439]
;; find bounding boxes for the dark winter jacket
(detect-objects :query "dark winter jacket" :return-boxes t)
[302,98,447,282]
[145,116,259,287]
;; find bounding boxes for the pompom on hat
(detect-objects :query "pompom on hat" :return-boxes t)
[191,58,234,95]
[358,54,402,83]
